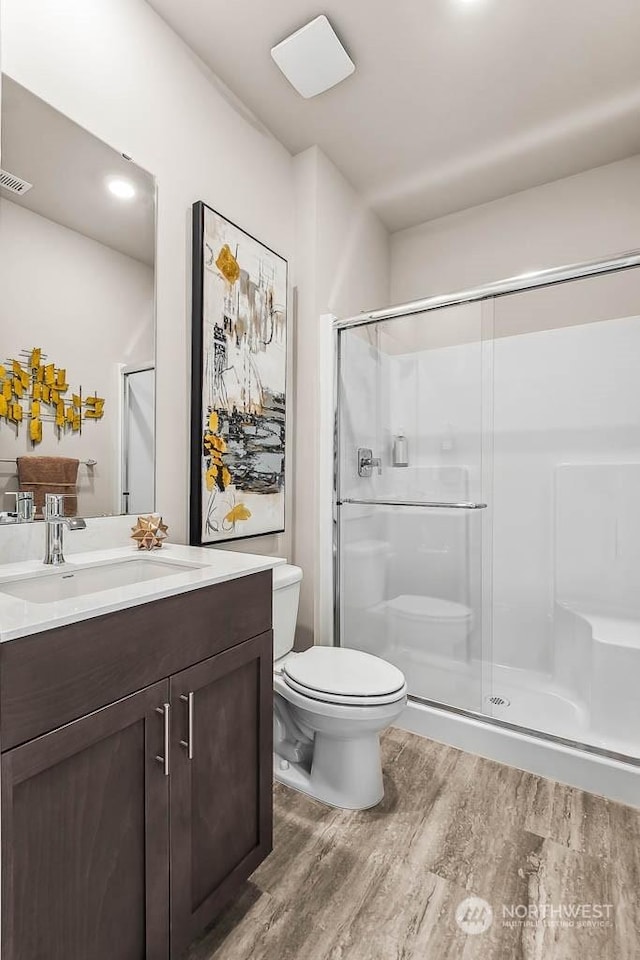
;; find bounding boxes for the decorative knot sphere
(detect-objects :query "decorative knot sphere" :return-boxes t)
[130,514,168,550]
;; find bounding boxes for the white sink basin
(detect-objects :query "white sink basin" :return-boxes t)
[0,557,205,604]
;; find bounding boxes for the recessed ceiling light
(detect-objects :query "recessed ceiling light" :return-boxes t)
[271,15,355,99]
[107,177,135,200]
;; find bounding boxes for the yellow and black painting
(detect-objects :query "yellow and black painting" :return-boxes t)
[192,203,287,544]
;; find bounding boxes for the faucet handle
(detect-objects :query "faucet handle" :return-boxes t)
[5,491,35,522]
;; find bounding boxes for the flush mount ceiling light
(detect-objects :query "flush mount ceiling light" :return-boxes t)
[107,177,136,200]
[271,15,355,99]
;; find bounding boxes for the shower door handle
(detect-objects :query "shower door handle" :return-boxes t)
[339,498,488,509]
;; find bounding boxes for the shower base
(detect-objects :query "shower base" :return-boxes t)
[397,689,640,807]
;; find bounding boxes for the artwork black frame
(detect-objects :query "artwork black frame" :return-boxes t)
[189,201,287,546]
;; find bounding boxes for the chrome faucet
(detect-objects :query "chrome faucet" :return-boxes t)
[43,493,87,565]
[357,447,382,478]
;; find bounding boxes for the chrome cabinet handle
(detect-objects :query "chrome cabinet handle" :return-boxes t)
[155,703,170,776]
[180,692,194,760]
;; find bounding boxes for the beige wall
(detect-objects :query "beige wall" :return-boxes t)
[0,2,390,644]
[0,199,154,516]
[1,0,295,556]
[390,155,640,304]
[293,146,390,647]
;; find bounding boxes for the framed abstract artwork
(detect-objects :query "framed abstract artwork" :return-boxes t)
[190,202,287,545]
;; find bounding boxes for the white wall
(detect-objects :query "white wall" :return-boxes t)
[390,155,640,303]
[0,199,153,516]
[293,146,390,646]
[1,0,294,556]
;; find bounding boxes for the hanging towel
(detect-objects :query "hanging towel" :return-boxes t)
[17,456,79,518]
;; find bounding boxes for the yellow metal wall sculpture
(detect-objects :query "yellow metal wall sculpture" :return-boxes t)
[0,348,105,444]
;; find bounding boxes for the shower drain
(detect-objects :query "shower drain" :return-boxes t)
[486,695,511,707]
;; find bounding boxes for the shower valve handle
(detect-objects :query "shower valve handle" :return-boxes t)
[358,448,382,478]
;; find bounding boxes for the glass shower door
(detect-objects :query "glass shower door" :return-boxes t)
[337,302,490,714]
[337,262,640,763]
[488,267,640,759]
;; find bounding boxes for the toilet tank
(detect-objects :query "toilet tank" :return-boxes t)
[272,564,303,661]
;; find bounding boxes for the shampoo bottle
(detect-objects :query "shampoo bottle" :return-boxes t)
[392,430,409,467]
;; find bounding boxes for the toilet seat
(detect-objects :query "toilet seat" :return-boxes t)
[282,647,407,706]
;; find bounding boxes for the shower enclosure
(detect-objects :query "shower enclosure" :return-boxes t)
[334,254,640,802]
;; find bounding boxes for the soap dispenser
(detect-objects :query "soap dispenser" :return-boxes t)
[392,429,409,467]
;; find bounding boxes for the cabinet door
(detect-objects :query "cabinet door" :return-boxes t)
[169,631,273,957]
[1,681,171,960]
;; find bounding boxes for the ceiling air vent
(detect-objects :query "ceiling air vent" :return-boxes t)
[0,169,33,196]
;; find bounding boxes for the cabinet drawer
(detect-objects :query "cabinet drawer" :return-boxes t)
[0,570,272,750]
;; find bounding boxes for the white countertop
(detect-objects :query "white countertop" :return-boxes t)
[0,544,284,642]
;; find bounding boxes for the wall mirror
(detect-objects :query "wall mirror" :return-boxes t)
[0,75,156,522]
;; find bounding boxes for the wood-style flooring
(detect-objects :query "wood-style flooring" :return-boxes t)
[187,727,640,960]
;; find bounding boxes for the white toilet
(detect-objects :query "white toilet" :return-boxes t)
[272,564,407,810]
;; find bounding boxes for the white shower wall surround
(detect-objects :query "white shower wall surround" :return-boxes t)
[345,326,640,674]
[350,313,640,671]
[336,264,640,802]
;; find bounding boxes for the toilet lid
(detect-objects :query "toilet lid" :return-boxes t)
[282,647,405,700]
[387,594,472,623]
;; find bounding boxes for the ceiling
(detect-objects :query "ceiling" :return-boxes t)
[147,0,640,232]
[1,76,155,265]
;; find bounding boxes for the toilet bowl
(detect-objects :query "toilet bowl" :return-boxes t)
[272,565,407,810]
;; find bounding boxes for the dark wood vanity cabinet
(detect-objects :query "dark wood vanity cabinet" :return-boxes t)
[169,632,272,958]
[1,681,171,960]
[0,571,273,960]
